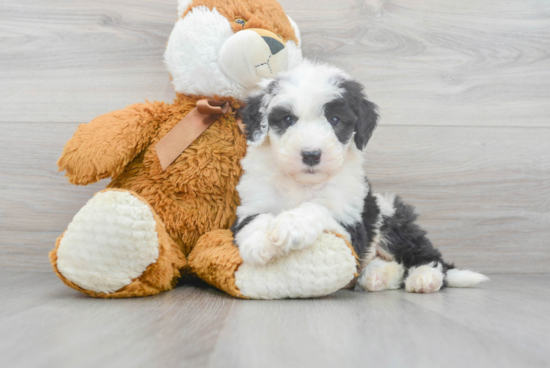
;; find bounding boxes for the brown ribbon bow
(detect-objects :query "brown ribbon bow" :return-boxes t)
[155,99,230,171]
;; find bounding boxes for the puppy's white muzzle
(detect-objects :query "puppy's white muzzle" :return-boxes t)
[218,28,289,88]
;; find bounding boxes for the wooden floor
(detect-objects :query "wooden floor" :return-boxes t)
[0,272,548,368]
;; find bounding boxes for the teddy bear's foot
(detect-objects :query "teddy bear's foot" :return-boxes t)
[50,189,186,298]
[236,232,358,299]
[189,230,358,299]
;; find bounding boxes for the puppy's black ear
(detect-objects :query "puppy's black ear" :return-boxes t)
[240,81,276,146]
[340,80,379,150]
[240,93,265,145]
[354,98,379,150]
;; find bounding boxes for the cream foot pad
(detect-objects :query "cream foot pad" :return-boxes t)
[235,233,357,299]
[56,190,160,294]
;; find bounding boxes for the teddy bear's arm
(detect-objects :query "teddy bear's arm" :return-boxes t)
[58,101,170,185]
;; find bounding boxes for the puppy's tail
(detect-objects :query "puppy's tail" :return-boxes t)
[446,268,489,288]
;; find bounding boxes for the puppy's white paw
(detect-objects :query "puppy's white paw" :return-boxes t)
[361,269,387,292]
[356,258,405,292]
[235,214,281,265]
[267,211,323,254]
[405,263,444,293]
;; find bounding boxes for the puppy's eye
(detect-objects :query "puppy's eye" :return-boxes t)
[329,116,341,126]
[284,116,297,126]
[235,18,247,27]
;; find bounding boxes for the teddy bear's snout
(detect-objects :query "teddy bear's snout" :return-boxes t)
[217,28,289,89]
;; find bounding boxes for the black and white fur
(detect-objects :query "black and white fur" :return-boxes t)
[231,60,488,293]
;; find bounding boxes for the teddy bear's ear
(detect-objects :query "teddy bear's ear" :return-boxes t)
[177,0,193,18]
[286,16,301,46]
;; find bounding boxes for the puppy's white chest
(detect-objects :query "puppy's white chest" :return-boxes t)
[275,181,326,211]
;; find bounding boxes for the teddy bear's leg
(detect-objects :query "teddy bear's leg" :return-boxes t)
[50,189,186,298]
[188,230,358,299]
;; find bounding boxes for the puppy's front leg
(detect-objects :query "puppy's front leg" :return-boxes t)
[234,214,284,265]
[268,203,347,254]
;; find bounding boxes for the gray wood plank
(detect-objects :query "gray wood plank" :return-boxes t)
[1,0,549,127]
[0,123,106,271]
[1,272,549,368]
[207,281,547,368]
[1,123,548,273]
[292,0,550,128]
[0,272,236,368]
[403,275,550,360]
[0,0,177,124]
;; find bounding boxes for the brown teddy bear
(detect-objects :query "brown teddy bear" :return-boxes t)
[50,0,358,299]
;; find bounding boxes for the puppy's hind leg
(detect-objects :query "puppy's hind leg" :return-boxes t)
[377,194,451,293]
[405,262,445,294]
[377,194,488,293]
[355,258,405,292]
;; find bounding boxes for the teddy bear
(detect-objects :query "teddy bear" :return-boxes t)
[49,0,358,299]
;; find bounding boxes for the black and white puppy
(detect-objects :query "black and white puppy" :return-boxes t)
[231,61,488,293]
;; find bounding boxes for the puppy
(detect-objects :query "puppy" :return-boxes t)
[231,60,488,293]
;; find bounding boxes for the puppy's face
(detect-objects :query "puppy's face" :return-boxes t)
[242,62,378,184]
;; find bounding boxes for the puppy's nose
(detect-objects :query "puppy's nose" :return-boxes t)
[301,150,322,166]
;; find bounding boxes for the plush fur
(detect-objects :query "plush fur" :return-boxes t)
[57,95,246,257]
[166,0,302,99]
[233,60,489,293]
[177,0,193,18]
[180,0,299,42]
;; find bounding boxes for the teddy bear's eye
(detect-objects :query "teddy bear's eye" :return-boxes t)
[235,18,247,27]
